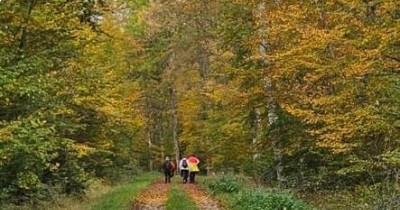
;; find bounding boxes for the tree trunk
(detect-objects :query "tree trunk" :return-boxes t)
[19,0,37,49]
[171,88,180,170]
[257,2,282,186]
[252,108,261,160]
[198,47,211,169]
[147,130,153,171]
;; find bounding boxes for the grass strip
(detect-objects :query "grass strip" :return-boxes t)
[166,183,199,210]
[90,172,159,210]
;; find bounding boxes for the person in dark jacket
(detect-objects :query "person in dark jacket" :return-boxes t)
[162,157,172,183]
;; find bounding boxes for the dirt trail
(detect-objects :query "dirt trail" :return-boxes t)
[182,183,224,210]
[131,178,224,210]
[131,180,169,210]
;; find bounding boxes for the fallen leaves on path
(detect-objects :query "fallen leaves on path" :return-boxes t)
[131,178,224,210]
[182,183,225,210]
[132,180,170,210]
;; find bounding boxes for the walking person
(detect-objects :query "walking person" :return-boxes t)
[187,154,200,183]
[169,158,176,178]
[162,157,172,183]
[179,156,189,183]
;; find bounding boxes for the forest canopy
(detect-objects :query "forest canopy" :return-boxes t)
[0,0,399,207]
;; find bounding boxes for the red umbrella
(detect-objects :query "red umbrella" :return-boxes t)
[187,156,199,164]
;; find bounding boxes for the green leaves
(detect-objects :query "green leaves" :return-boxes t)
[0,118,86,203]
[0,0,146,205]
[205,175,311,210]
[0,0,398,206]
[207,175,242,194]
[381,150,400,166]
[234,190,311,210]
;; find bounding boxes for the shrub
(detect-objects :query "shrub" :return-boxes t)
[207,175,242,194]
[356,182,400,209]
[0,120,89,204]
[233,189,311,210]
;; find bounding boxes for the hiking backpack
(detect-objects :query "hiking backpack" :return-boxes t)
[163,160,171,171]
[182,159,188,168]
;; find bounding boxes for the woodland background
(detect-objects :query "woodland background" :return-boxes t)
[0,0,399,208]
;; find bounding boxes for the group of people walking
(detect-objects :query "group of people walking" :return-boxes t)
[162,155,200,184]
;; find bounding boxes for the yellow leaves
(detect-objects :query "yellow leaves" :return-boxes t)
[72,25,97,46]
[31,2,79,32]
[0,124,14,143]
[220,122,243,137]
[344,61,373,78]
[202,81,229,104]
[178,90,202,132]
[304,106,379,152]
[282,104,315,122]
[316,135,351,153]
[257,0,399,151]
[72,143,95,158]
[17,172,40,190]
[46,162,60,172]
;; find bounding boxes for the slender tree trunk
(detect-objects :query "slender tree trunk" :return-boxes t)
[198,47,211,169]
[166,50,180,170]
[253,3,267,162]
[171,88,180,170]
[147,129,153,171]
[252,108,261,160]
[257,2,282,186]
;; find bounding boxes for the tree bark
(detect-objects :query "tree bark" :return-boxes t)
[258,2,282,186]
[19,0,37,49]
[147,130,153,171]
[171,88,180,170]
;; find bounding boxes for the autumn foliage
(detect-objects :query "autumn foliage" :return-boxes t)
[0,0,399,208]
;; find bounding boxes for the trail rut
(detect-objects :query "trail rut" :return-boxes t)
[131,178,224,210]
[182,183,224,210]
[132,181,169,210]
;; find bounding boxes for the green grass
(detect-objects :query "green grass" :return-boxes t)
[166,184,199,210]
[90,172,159,210]
[0,173,160,210]
[201,175,312,210]
[200,175,241,208]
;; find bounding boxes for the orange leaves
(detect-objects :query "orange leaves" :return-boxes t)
[254,0,400,150]
[133,181,169,209]
[182,182,224,210]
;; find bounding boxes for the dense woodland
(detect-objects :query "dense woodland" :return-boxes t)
[0,0,399,208]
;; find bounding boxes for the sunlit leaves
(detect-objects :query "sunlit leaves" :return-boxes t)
[0,0,145,203]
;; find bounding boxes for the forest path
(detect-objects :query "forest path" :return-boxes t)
[131,176,224,210]
[131,180,169,210]
[181,182,224,210]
